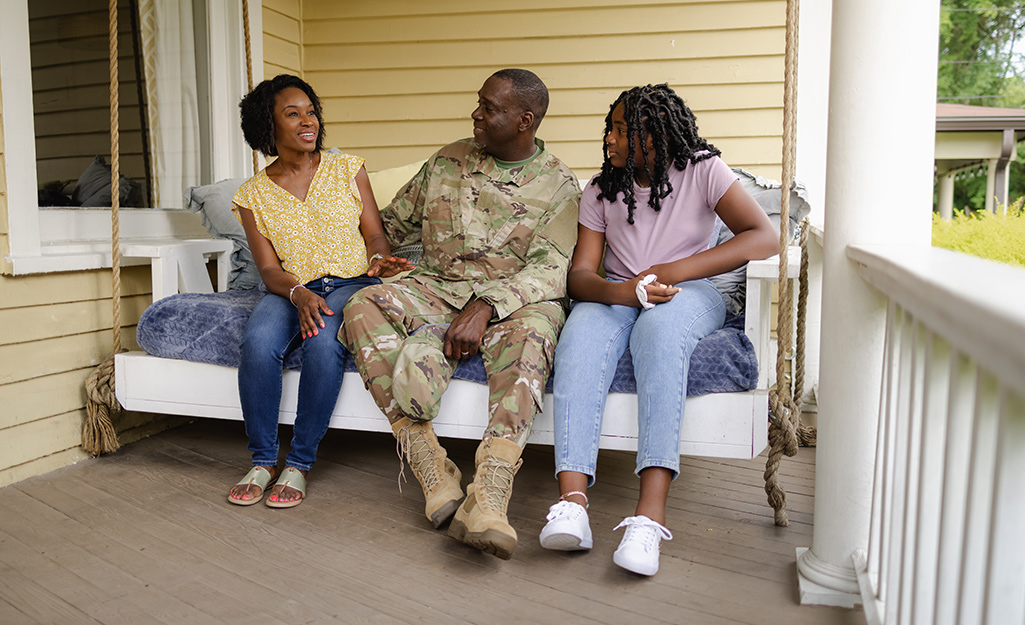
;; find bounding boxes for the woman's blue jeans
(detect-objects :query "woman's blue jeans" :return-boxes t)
[238,275,380,471]
[552,279,725,485]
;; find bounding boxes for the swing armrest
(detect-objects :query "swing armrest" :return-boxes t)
[745,245,802,390]
[123,238,234,302]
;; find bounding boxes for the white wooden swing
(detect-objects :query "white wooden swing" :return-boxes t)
[89,0,812,525]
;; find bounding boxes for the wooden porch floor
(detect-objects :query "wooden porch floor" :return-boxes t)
[0,419,865,625]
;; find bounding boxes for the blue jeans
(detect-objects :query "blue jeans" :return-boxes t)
[552,279,725,485]
[238,275,380,470]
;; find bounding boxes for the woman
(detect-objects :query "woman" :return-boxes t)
[227,74,411,508]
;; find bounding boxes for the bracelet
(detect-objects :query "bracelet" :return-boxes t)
[369,253,384,265]
[288,283,307,306]
[559,490,589,508]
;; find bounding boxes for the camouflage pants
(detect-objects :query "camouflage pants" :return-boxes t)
[340,280,565,445]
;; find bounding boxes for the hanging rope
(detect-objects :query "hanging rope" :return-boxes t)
[83,0,125,455]
[762,0,817,527]
[242,0,259,175]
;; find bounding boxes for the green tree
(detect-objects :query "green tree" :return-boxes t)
[937,0,1025,212]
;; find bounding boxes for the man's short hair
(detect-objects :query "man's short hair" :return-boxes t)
[492,68,549,129]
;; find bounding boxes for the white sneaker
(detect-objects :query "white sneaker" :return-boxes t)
[612,515,673,576]
[539,500,593,551]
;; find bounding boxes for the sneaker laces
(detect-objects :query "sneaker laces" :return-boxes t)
[476,454,522,510]
[614,516,673,551]
[546,500,586,523]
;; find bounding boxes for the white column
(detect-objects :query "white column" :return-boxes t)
[797,0,939,607]
[938,173,954,220]
[985,159,997,214]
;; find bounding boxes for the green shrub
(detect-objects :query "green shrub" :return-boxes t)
[932,200,1025,267]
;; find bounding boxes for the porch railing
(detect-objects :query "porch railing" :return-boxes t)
[848,245,1025,625]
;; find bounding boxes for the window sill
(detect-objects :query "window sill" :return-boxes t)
[5,207,211,275]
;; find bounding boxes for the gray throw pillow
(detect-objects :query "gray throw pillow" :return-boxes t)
[72,155,142,207]
[183,178,260,290]
[708,168,812,316]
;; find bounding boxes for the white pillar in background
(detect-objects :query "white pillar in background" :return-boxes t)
[938,173,954,220]
[986,159,997,214]
[797,0,940,607]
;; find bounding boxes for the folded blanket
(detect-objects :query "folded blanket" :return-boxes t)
[137,290,758,396]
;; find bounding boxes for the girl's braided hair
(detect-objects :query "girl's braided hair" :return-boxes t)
[594,84,720,224]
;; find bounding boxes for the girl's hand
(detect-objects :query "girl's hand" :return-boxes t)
[292,287,333,339]
[368,255,415,278]
[625,273,681,308]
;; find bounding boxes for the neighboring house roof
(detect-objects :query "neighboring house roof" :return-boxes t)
[937,103,1025,132]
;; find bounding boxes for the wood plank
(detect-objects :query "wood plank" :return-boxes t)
[303,0,779,19]
[0,410,83,472]
[304,29,785,71]
[0,447,90,489]
[305,2,785,44]
[322,84,783,123]
[308,57,784,97]
[0,329,140,386]
[0,368,91,428]
[0,265,152,309]
[0,294,149,346]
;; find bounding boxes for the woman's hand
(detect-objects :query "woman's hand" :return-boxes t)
[368,255,415,278]
[291,286,334,339]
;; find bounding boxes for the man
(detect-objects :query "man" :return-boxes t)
[340,68,580,559]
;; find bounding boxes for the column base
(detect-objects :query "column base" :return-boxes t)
[796,547,862,608]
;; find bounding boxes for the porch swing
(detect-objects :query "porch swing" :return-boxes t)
[89,0,815,526]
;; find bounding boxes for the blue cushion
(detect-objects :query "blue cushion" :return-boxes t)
[136,291,758,396]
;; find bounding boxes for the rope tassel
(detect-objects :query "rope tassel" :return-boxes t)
[84,355,122,455]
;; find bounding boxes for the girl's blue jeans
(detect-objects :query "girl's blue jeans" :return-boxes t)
[552,279,725,486]
[238,274,380,471]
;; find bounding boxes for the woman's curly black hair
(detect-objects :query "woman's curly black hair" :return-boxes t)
[239,74,325,157]
[594,84,720,224]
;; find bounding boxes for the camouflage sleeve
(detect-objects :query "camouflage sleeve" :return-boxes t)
[474,179,582,319]
[381,160,430,248]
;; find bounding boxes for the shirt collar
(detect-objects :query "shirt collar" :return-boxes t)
[470,138,548,186]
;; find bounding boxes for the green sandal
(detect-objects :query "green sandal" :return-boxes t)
[228,466,275,506]
[266,467,307,509]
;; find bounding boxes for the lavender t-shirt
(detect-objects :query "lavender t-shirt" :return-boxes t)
[579,155,738,282]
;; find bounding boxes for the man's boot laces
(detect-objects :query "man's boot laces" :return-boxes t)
[395,425,440,493]
[477,455,523,510]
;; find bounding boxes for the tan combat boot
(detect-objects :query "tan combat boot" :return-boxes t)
[391,417,464,528]
[448,436,523,559]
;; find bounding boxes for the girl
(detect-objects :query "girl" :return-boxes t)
[539,84,777,575]
[227,74,411,508]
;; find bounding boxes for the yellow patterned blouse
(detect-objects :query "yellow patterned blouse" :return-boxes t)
[232,152,369,284]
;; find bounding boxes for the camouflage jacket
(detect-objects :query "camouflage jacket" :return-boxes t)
[382,138,581,320]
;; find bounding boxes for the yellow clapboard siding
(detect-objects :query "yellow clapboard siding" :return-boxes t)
[304,0,763,19]
[0,410,85,472]
[325,108,779,154]
[263,8,300,44]
[264,35,302,74]
[322,83,783,122]
[307,56,783,97]
[0,266,151,310]
[304,29,784,72]
[0,369,92,428]
[0,294,149,346]
[265,0,300,16]
[0,447,90,489]
[0,329,140,387]
[0,407,164,474]
[305,2,784,44]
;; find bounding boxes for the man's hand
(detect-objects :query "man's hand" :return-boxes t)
[368,255,415,278]
[444,299,494,359]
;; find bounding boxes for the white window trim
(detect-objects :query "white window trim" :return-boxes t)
[0,0,262,275]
